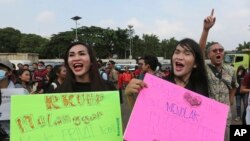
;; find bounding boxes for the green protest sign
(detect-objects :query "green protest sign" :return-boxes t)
[10,91,123,141]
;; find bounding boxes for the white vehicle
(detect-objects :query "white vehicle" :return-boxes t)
[39,59,64,67]
[115,64,138,71]
[10,60,32,69]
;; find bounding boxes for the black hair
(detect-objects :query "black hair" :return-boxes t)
[38,61,45,66]
[143,55,159,71]
[109,60,115,65]
[97,59,103,64]
[56,42,109,92]
[169,38,209,97]
[15,69,33,92]
[236,65,246,78]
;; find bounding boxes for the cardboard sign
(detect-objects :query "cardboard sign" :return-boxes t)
[10,91,123,141]
[124,74,229,141]
[0,88,28,120]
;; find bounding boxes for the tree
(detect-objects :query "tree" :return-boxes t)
[47,31,75,58]
[161,37,178,59]
[142,34,160,56]
[0,27,22,52]
[18,34,49,54]
[236,41,250,51]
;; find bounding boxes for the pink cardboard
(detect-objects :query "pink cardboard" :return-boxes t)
[124,73,229,141]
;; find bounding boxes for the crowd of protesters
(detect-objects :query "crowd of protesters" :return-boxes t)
[0,9,250,141]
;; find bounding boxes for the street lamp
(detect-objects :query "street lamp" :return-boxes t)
[71,16,82,42]
[128,25,133,59]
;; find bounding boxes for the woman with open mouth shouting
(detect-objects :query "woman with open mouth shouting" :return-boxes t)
[125,38,209,110]
[55,42,115,92]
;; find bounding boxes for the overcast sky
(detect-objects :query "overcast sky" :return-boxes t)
[0,0,249,50]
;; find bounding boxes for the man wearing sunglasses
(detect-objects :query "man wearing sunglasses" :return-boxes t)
[200,9,238,141]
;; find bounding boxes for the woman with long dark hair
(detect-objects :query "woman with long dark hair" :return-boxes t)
[167,38,209,96]
[125,38,209,109]
[15,69,35,94]
[55,42,115,92]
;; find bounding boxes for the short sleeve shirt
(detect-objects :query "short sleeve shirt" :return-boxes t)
[206,64,238,105]
[206,64,238,125]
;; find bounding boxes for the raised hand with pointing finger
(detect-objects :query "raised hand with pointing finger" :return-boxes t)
[199,9,216,55]
[203,9,216,31]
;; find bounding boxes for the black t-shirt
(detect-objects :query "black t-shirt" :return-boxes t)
[72,81,116,92]
[166,76,195,93]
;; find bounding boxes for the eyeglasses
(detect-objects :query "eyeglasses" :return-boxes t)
[212,48,224,53]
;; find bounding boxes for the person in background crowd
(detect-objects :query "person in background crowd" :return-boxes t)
[30,62,38,78]
[117,68,124,104]
[155,62,165,78]
[32,63,38,72]
[134,58,142,79]
[47,65,66,92]
[107,60,118,89]
[0,58,15,140]
[46,65,53,73]
[97,59,108,80]
[55,42,115,92]
[136,57,145,80]
[32,61,48,93]
[120,66,134,88]
[105,67,111,78]
[138,55,159,80]
[22,64,29,70]
[11,63,17,83]
[240,70,250,125]
[165,66,171,77]
[118,66,134,104]
[125,55,159,109]
[199,9,238,141]
[15,69,36,94]
[44,64,54,92]
[234,66,247,121]
[125,38,209,110]
[17,63,23,71]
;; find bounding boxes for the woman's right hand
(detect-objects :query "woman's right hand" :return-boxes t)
[125,78,147,96]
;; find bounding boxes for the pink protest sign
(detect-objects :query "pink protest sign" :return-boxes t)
[124,73,229,141]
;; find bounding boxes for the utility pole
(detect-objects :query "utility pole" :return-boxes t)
[128,25,133,59]
[71,16,82,42]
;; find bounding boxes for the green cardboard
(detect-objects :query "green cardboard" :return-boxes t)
[10,91,123,141]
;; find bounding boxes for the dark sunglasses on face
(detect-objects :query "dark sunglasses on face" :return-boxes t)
[212,48,224,53]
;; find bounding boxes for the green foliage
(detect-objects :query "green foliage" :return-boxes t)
[18,34,49,54]
[0,27,22,52]
[236,41,250,51]
[161,38,178,59]
[0,26,249,59]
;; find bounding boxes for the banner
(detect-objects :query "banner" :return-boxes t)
[124,74,229,141]
[0,88,28,120]
[10,91,123,141]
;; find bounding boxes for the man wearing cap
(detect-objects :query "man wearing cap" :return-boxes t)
[0,58,15,140]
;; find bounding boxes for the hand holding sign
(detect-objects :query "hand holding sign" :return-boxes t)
[124,74,229,141]
[11,91,123,141]
[203,9,216,31]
